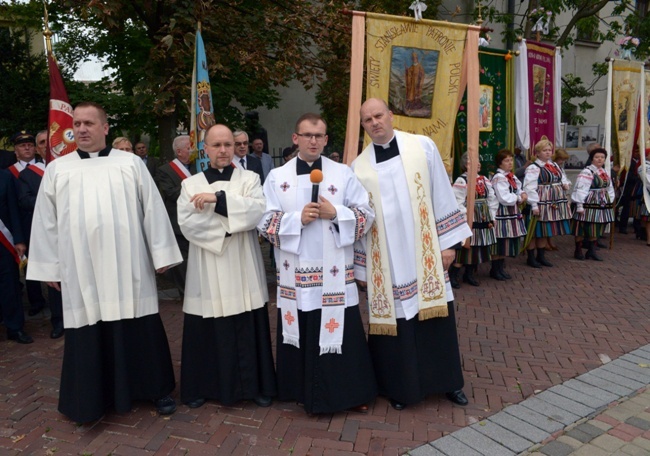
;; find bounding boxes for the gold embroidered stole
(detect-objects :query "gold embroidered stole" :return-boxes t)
[355,133,448,336]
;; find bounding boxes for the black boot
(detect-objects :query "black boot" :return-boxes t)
[499,259,512,279]
[536,248,553,267]
[448,265,461,289]
[462,265,480,286]
[574,241,585,260]
[527,249,542,268]
[585,242,603,261]
[490,260,506,280]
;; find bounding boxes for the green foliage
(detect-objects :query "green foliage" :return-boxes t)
[560,74,594,125]
[0,25,49,140]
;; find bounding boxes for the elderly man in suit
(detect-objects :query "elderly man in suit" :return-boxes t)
[233,130,265,185]
[155,135,194,295]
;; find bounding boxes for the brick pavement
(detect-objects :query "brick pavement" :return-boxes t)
[0,233,648,455]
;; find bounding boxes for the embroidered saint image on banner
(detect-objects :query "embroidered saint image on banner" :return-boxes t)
[388,47,439,118]
[618,93,630,132]
[532,64,546,106]
[478,85,493,132]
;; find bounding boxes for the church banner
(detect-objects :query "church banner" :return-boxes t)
[190,27,216,173]
[47,54,75,162]
[364,13,472,172]
[456,48,513,176]
[526,41,555,148]
[611,60,642,172]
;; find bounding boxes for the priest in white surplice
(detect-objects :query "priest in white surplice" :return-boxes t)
[258,113,377,414]
[353,98,473,411]
[27,102,183,423]
[177,124,276,409]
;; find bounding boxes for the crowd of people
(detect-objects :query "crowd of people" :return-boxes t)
[1,99,648,426]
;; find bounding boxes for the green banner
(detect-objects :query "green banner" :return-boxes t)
[454,47,513,177]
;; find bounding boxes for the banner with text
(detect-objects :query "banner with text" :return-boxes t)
[365,13,470,171]
[190,28,216,173]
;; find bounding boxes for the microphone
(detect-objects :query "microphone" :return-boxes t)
[310,169,323,203]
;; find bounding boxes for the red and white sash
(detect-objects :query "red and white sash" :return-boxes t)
[0,219,19,264]
[8,163,22,179]
[169,159,191,180]
[26,162,45,177]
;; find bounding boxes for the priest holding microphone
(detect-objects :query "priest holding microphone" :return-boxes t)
[258,113,377,414]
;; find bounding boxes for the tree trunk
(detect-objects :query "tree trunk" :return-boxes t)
[157,112,177,162]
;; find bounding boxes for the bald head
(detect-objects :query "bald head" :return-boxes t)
[360,98,394,144]
[205,124,235,169]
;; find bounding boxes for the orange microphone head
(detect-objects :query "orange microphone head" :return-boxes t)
[310,169,323,184]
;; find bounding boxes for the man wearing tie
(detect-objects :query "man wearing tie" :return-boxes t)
[233,130,264,185]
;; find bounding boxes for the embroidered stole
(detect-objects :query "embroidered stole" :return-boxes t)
[274,160,347,354]
[355,133,448,336]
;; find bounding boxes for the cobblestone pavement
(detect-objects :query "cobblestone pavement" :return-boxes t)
[1,232,649,455]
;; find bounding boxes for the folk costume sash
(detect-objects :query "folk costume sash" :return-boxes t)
[169,159,192,180]
[274,159,347,354]
[355,133,448,336]
[0,218,19,264]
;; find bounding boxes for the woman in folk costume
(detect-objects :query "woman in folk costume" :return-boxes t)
[449,152,498,287]
[570,147,615,260]
[523,137,572,267]
[490,149,528,279]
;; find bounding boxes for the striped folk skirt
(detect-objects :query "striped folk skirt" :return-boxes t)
[456,199,497,265]
[534,183,572,238]
[494,204,526,257]
[572,188,615,238]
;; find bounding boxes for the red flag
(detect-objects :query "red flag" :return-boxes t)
[47,55,76,162]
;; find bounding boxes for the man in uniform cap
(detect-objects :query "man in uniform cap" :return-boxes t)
[8,132,47,318]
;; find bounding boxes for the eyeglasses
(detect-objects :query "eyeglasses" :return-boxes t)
[296,133,326,141]
[235,141,249,147]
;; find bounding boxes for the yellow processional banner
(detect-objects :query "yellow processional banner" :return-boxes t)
[611,60,642,171]
[364,13,476,172]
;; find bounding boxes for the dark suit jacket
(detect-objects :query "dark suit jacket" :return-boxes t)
[0,169,25,246]
[144,156,161,176]
[155,161,196,235]
[243,154,265,185]
[15,166,43,242]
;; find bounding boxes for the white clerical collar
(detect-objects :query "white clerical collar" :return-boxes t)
[88,152,100,158]
[373,134,396,149]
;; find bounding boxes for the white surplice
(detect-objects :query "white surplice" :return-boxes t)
[178,168,268,318]
[352,131,471,320]
[27,149,182,328]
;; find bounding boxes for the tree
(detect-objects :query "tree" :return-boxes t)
[0,6,49,140]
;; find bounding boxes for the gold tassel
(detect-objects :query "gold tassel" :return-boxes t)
[369,323,398,336]
[418,305,449,321]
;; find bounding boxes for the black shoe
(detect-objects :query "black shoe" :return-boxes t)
[536,249,553,267]
[499,260,512,280]
[574,242,585,260]
[526,250,542,268]
[462,266,479,286]
[445,390,469,406]
[28,306,44,317]
[389,399,406,411]
[448,265,461,289]
[585,247,603,261]
[7,330,34,344]
[489,261,506,281]
[50,326,65,339]
[253,395,272,407]
[185,398,206,409]
[154,395,176,415]
[596,240,606,249]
